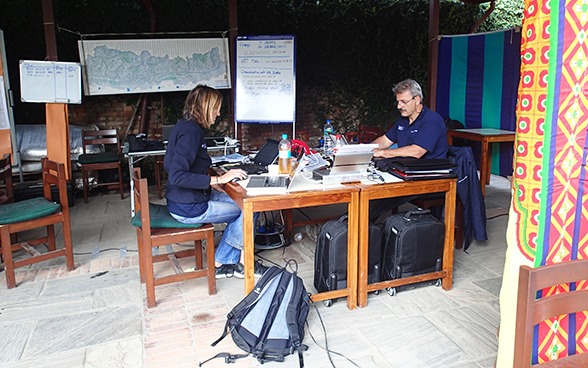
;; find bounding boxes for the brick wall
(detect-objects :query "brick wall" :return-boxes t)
[68,86,363,150]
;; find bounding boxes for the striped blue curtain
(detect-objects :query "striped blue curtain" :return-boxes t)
[436,28,521,177]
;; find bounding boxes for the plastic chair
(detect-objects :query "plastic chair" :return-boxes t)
[78,129,125,203]
[0,157,74,289]
[131,167,216,308]
[514,260,588,367]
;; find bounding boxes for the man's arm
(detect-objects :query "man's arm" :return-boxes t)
[373,144,427,159]
[373,134,393,149]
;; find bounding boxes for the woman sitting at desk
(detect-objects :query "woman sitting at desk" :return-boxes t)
[164,85,267,279]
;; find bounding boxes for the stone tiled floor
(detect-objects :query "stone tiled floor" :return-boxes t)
[0,175,511,368]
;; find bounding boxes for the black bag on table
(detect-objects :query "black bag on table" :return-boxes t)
[381,209,445,286]
[314,214,382,303]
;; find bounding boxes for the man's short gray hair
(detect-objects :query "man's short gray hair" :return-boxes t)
[393,79,423,101]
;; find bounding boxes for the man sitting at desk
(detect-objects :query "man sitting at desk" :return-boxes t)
[370,79,448,221]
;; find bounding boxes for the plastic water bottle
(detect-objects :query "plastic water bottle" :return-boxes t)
[324,120,334,155]
[278,134,292,174]
[333,134,343,154]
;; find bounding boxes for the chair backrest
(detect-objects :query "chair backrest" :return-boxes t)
[514,260,588,367]
[131,167,151,237]
[0,154,14,205]
[296,130,308,142]
[82,129,120,155]
[41,157,70,211]
[358,125,382,143]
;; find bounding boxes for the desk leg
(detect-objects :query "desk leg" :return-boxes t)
[357,191,370,308]
[485,141,492,186]
[129,156,135,217]
[442,180,457,290]
[243,202,255,294]
[346,191,358,310]
[284,209,293,243]
[480,139,489,197]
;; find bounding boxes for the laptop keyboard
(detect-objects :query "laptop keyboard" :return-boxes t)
[220,163,268,174]
[266,177,283,187]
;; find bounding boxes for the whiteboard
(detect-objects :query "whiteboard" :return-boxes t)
[19,60,82,104]
[235,35,296,124]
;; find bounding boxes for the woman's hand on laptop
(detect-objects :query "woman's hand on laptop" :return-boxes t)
[220,169,248,184]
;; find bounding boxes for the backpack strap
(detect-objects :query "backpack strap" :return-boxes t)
[198,352,249,366]
[286,272,310,368]
[210,319,230,347]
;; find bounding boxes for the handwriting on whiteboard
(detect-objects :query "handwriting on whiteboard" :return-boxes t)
[235,37,295,123]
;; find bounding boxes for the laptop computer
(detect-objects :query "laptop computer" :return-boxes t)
[313,144,378,183]
[162,125,174,144]
[219,139,279,174]
[246,151,305,193]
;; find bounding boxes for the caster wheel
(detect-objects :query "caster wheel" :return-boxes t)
[373,290,380,295]
[387,287,397,297]
[324,299,333,307]
[435,279,442,287]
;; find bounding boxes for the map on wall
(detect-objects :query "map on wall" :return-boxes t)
[78,38,231,96]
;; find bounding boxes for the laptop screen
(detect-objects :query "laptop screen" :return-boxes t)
[253,139,279,166]
[162,125,174,143]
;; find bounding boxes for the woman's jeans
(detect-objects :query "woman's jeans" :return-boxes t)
[170,190,258,265]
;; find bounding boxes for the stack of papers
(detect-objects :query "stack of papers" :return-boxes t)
[211,153,247,164]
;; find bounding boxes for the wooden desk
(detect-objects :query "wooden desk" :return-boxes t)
[223,182,360,310]
[446,128,515,197]
[356,178,457,308]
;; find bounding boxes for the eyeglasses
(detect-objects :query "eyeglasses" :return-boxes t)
[396,96,416,107]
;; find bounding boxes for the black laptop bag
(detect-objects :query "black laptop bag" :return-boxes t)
[381,209,445,285]
[314,214,382,305]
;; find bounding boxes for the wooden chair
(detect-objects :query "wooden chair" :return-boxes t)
[152,127,166,199]
[358,125,382,143]
[296,130,309,142]
[514,260,588,367]
[131,167,216,308]
[78,129,125,203]
[0,154,14,206]
[344,131,358,143]
[345,125,382,144]
[0,157,74,288]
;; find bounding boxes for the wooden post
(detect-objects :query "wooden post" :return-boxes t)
[42,0,71,179]
[427,0,440,111]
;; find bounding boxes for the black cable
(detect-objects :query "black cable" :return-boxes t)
[487,212,509,220]
[306,299,360,368]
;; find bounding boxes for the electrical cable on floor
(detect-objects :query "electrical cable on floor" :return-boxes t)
[306,299,361,368]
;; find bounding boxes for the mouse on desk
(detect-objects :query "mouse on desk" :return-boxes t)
[231,175,248,182]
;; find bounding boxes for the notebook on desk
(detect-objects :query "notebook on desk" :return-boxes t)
[246,151,305,192]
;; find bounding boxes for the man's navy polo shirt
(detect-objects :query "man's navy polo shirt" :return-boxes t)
[385,106,448,159]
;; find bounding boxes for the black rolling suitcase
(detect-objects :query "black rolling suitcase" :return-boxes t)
[314,214,382,306]
[381,209,445,295]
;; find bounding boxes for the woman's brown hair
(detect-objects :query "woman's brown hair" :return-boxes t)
[183,85,223,129]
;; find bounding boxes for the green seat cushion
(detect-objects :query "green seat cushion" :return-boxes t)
[131,204,203,229]
[0,197,61,225]
[78,151,119,164]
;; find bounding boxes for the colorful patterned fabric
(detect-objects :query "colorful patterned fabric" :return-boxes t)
[508,0,588,364]
[436,29,521,177]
